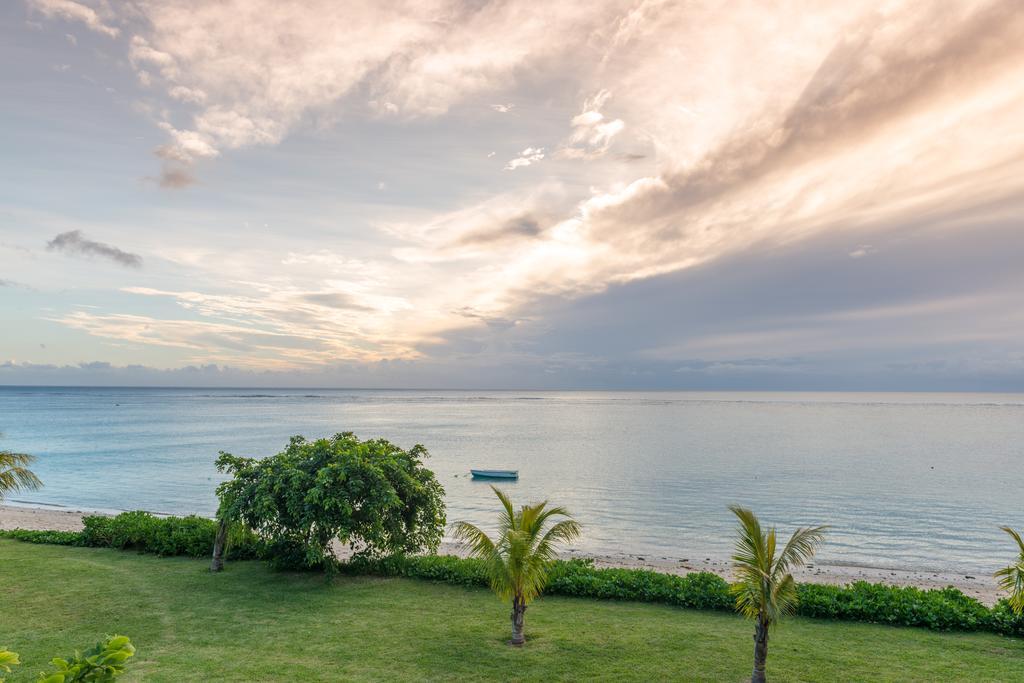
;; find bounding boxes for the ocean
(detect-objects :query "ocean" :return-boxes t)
[1,387,1021,574]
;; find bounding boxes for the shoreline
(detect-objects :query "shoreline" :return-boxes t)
[0,503,1003,605]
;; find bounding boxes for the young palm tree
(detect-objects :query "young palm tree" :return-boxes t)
[729,505,828,683]
[452,486,581,646]
[0,451,41,501]
[995,526,1024,615]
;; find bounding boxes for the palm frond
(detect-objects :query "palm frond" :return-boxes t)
[775,525,829,577]
[729,505,827,629]
[1001,526,1024,556]
[996,526,1024,615]
[0,451,42,497]
[491,486,517,532]
[450,521,497,558]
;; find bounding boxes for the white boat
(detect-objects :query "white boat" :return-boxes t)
[470,469,519,480]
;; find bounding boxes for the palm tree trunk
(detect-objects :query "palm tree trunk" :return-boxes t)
[751,615,769,683]
[510,594,526,646]
[210,518,228,572]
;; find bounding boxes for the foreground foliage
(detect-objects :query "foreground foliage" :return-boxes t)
[3,541,1023,682]
[215,432,446,571]
[452,487,581,644]
[1,635,134,683]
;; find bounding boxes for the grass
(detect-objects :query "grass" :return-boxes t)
[2,540,1022,682]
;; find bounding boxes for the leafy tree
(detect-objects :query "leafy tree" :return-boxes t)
[213,432,446,571]
[729,506,828,683]
[0,451,42,501]
[995,526,1024,615]
[452,486,581,645]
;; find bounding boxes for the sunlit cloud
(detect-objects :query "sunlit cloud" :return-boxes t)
[12,0,1024,386]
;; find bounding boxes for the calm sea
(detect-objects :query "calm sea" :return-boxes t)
[1,387,1021,574]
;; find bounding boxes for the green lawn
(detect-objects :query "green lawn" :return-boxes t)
[2,540,1022,682]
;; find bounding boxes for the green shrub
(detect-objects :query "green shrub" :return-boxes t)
[796,581,993,632]
[340,553,1024,636]
[0,529,82,546]
[6,523,1023,637]
[0,511,264,560]
[987,599,1024,637]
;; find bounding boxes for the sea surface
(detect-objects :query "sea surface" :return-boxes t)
[1,387,1022,574]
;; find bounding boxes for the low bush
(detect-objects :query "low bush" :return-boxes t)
[341,554,1024,636]
[5,527,1023,636]
[796,581,994,632]
[0,529,81,546]
[1,511,262,560]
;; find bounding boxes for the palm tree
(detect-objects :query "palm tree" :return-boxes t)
[995,526,1024,615]
[729,506,828,683]
[0,451,41,501]
[452,486,581,646]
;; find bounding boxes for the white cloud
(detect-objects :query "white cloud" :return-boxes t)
[558,90,625,159]
[27,0,119,37]
[505,147,545,170]
[490,103,514,113]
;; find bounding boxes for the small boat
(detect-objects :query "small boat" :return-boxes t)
[470,469,519,480]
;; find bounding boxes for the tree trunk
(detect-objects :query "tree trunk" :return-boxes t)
[751,615,769,683]
[510,594,526,646]
[210,518,228,572]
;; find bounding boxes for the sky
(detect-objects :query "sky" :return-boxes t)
[1,0,1023,390]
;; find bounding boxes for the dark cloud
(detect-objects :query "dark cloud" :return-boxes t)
[418,205,1024,390]
[46,230,142,268]
[301,292,371,311]
[159,166,197,189]
[454,215,542,246]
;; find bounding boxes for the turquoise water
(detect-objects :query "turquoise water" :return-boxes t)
[1,387,1022,574]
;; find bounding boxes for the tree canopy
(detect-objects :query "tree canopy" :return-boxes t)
[215,432,446,570]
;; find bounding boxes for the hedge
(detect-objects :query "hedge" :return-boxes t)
[0,510,261,560]
[340,554,1024,637]
[3,521,1022,636]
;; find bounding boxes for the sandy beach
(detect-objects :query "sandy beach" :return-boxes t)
[1,503,1003,605]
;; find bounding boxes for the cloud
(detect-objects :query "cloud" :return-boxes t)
[490,103,514,113]
[505,147,545,170]
[28,0,627,171]
[300,292,371,311]
[157,166,196,189]
[20,0,1024,389]
[558,90,625,159]
[154,167,196,192]
[26,0,119,37]
[453,215,543,247]
[46,231,143,268]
